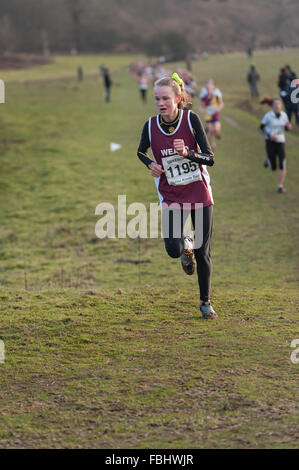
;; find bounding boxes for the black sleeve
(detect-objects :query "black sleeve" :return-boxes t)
[189,112,214,156]
[259,123,267,137]
[137,121,154,169]
[278,76,284,90]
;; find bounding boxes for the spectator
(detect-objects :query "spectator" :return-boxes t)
[103,68,112,103]
[278,65,298,124]
[247,65,260,98]
[285,65,296,82]
[284,79,299,125]
[278,68,288,93]
[247,47,253,58]
[77,66,83,82]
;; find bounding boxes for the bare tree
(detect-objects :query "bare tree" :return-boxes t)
[66,0,85,52]
[274,0,290,46]
[0,15,16,54]
[41,29,50,56]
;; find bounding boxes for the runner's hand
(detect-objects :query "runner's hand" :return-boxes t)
[270,134,278,142]
[173,139,188,157]
[149,162,165,177]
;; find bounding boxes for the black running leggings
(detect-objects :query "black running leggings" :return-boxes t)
[162,205,213,302]
[266,140,286,170]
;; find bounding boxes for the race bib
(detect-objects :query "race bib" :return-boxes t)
[271,125,285,142]
[206,105,216,115]
[162,154,202,186]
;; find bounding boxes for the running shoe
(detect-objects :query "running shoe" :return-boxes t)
[278,187,287,193]
[180,236,196,275]
[200,302,218,319]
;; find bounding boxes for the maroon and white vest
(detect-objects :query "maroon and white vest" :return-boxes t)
[148,109,214,207]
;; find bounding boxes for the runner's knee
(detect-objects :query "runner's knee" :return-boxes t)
[164,239,183,258]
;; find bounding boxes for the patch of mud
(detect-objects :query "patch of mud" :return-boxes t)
[0,54,54,70]
[116,259,151,265]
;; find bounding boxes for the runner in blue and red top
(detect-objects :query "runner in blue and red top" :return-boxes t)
[137,73,218,319]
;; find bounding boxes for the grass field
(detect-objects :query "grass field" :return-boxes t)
[0,49,298,448]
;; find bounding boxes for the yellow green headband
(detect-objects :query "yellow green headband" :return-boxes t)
[172,72,183,86]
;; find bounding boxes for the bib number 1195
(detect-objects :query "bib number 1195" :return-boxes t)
[162,155,202,186]
[168,161,197,178]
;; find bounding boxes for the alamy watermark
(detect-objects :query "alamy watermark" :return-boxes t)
[290,339,299,364]
[0,80,5,104]
[95,195,204,249]
[0,340,4,363]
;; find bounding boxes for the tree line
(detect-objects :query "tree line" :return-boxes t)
[0,0,298,58]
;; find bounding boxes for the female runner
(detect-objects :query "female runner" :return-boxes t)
[199,78,224,152]
[137,73,217,319]
[260,97,292,193]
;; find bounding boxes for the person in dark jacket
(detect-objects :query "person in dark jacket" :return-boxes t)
[285,65,296,82]
[102,68,112,102]
[279,65,297,112]
[279,66,298,124]
[284,80,299,125]
[247,65,260,98]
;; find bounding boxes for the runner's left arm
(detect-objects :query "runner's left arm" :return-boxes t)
[137,121,154,169]
[188,112,215,166]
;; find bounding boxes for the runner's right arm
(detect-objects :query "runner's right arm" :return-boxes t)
[259,123,268,138]
[137,122,165,176]
[259,114,269,138]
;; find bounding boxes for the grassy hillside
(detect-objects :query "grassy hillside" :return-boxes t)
[0,49,298,448]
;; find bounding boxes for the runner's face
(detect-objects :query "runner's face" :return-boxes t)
[206,80,214,94]
[273,100,282,113]
[154,86,180,119]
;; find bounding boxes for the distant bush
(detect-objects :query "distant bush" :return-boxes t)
[145,31,191,61]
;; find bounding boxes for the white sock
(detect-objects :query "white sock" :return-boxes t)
[184,236,193,251]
